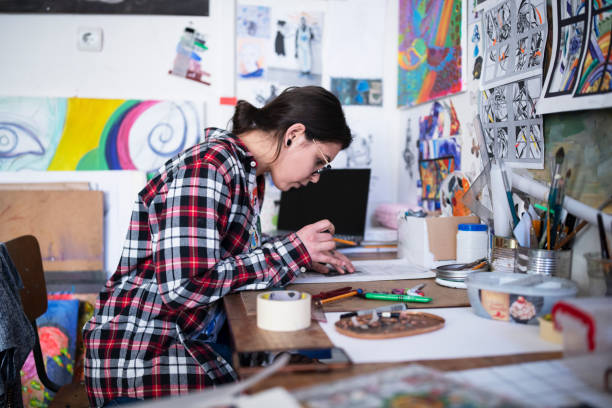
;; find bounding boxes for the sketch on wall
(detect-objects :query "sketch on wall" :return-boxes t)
[330,78,383,106]
[480,76,544,168]
[481,0,547,88]
[398,0,463,107]
[236,2,324,105]
[0,97,204,172]
[538,0,611,114]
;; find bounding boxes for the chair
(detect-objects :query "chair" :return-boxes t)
[3,235,89,408]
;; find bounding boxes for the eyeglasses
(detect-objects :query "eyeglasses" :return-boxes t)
[312,139,332,175]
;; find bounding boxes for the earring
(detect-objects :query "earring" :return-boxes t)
[286,139,292,146]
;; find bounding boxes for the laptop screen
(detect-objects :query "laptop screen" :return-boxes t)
[276,168,371,237]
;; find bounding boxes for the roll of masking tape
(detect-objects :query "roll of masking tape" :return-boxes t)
[256,290,311,331]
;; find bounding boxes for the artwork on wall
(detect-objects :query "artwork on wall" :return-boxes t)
[0,97,205,172]
[481,0,547,88]
[398,0,463,107]
[236,2,324,105]
[530,108,612,210]
[468,19,484,81]
[169,26,210,86]
[538,0,612,114]
[330,78,383,106]
[480,76,544,168]
[419,156,456,204]
[419,136,462,170]
[0,0,209,15]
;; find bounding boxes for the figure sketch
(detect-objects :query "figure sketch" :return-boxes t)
[295,16,314,76]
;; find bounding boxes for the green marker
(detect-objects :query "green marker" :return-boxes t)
[363,293,432,303]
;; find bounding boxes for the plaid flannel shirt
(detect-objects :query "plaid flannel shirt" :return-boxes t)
[83,128,312,407]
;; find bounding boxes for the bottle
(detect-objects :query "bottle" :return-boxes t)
[456,223,488,263]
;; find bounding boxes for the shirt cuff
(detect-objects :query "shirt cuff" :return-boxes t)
[286,232,312,272]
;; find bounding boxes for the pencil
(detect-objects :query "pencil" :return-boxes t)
[318,289,362,304]
[333,237,358,246]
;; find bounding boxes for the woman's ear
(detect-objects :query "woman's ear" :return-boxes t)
[284,123,306,147]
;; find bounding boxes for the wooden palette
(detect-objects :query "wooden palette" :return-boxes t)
[334,311,445,339]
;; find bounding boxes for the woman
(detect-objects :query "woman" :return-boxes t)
[83,86,355,407]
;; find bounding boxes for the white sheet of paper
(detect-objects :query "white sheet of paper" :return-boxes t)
[293,259,435,284]
[319,307,561,364]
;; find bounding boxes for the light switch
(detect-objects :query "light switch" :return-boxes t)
[77,27,103,52]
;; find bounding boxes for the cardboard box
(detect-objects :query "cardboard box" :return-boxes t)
[397,215,480,267]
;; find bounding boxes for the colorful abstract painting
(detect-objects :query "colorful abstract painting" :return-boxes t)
[538,0,611,113]
[0,97,204,172]
[419,156,456,202]
[21,297,79,408]
[330,78,383,106]
[398,0,463,107]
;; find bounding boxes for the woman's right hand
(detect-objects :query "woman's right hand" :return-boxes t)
[296,219,354,273]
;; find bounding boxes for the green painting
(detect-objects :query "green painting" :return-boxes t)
[529,108,612,211]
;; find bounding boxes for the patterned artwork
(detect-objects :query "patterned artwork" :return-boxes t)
[538,0,612,113]
[0,97,204,172]
[398,0,463,107]
[330,78,383,106]
[480,76,544,168]
[482,0,547,87]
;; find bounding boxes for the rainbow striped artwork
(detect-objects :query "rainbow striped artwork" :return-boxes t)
[398,0,463,107]
[0,97,204,172]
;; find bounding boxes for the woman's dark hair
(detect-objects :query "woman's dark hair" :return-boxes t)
[231,86,352,159]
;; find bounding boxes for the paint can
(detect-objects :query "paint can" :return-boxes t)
[491,236,518,273]
[514,247,572,279]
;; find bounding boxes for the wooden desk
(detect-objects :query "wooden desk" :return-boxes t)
[223,254,562,392]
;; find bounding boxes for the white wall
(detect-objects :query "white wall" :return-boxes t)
[0,0,406,275]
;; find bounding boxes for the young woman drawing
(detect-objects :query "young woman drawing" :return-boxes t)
[83,86,355,407]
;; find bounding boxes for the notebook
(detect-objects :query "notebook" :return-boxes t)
[274,168,371,244]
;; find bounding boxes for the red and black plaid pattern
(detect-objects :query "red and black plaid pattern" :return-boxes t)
[83,128,311,407]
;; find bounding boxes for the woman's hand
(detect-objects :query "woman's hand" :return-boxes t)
[296,219,355,274]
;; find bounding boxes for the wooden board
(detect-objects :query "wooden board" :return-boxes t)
[224,293,334,353]
[334,311,445,339]
[0,190,103,272]
[240,278,470,315]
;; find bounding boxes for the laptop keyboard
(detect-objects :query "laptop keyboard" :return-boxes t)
[334,234,362,246]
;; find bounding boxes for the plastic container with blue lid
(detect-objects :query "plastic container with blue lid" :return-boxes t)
[456,223,488,263]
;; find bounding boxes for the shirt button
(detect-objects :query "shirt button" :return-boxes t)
[300,267,307,273]
[250,160,257,168]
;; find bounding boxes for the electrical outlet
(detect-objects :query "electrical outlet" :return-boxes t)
[77,27,103,52]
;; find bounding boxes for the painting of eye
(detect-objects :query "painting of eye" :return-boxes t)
[0,121,45,158]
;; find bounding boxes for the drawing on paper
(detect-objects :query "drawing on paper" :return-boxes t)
[480,77,544,168]
[402,119,416,178]
[0,97,204,172]
[482,0,547,87]
[419,156,456,202]
[538,0,611,113]
[330,78,383,106]
[397,0,463,107]
[345,133,373,168]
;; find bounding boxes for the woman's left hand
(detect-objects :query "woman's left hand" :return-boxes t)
[309,250,355,274]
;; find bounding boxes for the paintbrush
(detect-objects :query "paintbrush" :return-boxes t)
[554,195,612,250]
[550,168,570,248]
[541,147,565,249]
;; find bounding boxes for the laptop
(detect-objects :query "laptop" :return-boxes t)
[274,168,371,245]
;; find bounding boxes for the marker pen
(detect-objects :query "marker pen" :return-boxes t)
[363,292,432,303]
